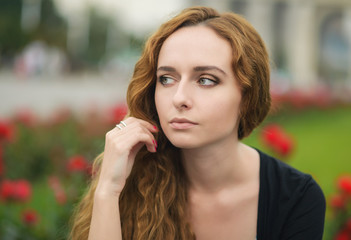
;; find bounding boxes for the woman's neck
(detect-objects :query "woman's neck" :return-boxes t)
[181,140,258,194]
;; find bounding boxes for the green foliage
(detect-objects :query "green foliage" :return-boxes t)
[84,8,109,65]
[0,109,112,239]
[0,0,67,66]
[0,105,350,239]
[0,0,29,57]
[34,0,67,48]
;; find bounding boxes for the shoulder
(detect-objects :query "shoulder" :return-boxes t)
[257,149,326,239]
[258,149,321,197]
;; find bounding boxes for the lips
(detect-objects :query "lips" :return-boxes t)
[169,118,198,130]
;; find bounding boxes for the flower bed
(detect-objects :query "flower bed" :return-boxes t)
[0,98,350,239]
[0,104,127,239]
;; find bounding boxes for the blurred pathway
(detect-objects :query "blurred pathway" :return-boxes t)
[0,71,129,118]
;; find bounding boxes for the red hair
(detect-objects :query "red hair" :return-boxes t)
[70,6,270,240]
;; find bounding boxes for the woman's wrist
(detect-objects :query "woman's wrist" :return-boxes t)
[94,183,122,200]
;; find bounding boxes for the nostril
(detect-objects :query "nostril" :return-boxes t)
[180,103,189,109]
[172,81,192,110]
[172,93,191,110]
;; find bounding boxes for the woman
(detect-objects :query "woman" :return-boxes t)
[70,6,325,240]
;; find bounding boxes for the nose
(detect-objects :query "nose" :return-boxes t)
[172,79,192,110]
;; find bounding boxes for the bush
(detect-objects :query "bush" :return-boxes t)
[0,98,350,239]
[0,104,127,239]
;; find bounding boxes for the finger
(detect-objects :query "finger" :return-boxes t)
[107,123,157,153]
[124,131,157,153]
[111,120,156,141]
[109,118,158,147]
[122,117,158,134]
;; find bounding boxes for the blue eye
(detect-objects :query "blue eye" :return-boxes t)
[198,78,217,86]
[159,76,175,85]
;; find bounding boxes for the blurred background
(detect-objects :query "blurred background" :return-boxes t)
[0,0,350,239]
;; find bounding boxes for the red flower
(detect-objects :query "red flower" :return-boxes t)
[55,190,67,204]
[338,175,351,195]
[108,103,128,125]
[335,229,350,240]
[261,124,294,157]
[48,108,72,126]
[0,119,15,142]
[330,193,347,209]
[13,109,37,127]
[22,209,39,225]
[48,176,67,204]
[275,136,293,156]
[13,180,32,201]
[0,179,32,202]
[0,180,14,200]
[67,155,90,173]
[0,146,4,176]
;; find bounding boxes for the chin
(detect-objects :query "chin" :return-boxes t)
[167,137,203,149]
[172,143,197,149]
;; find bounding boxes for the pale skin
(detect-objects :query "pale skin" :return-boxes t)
[89,25,260,240]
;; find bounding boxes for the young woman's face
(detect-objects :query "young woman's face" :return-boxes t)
[155,25,242,149]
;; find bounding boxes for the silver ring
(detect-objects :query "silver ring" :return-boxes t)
[116,124,123,130]
[120,121,127,127]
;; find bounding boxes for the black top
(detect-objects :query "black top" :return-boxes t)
[256,150,326,240]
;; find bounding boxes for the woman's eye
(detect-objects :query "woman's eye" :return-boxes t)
[198,78,217,86]
[159,76,174,85]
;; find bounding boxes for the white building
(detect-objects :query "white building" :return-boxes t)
[194,0,351,92]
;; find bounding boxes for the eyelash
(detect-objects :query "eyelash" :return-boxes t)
[158,76,174,85]
[198,77,218,86]
[158,75,219,86]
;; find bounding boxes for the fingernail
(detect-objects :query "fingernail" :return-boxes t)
[152,140,157,148]
[152,140,157,152]
[153,125,158,131]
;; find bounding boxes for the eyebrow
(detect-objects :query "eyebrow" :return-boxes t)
[157,66,177,73]
[193,66,227,76]
[157,65,227,75]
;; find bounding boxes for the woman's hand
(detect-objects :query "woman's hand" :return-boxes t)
[95,117,158,197]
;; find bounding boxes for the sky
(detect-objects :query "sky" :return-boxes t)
[54,0,188,36]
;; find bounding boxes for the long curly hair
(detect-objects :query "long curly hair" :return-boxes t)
[70,6,270,240]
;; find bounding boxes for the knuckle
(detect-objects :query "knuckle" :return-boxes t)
[105,132,119,145]
[135,125,144,132]
[105,131,113,139]
[127,116,135,122]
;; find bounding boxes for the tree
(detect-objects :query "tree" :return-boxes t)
[0,0,29,64]
[0,0,67,67]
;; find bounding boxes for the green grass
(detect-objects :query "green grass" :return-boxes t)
[243,105,351,239]
[244,105,351,197]
[2,105,349,239]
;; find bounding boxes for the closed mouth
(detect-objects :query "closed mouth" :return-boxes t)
[169,118,198,129]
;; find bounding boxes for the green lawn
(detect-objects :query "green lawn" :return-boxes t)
[244,105,351,197]
[243,105,351,239]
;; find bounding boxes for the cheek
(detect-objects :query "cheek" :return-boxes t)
[154,86,161,111]
[154,90,168,122]
[206,96,241,128]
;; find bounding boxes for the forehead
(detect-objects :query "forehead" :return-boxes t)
[157,25,233,68]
